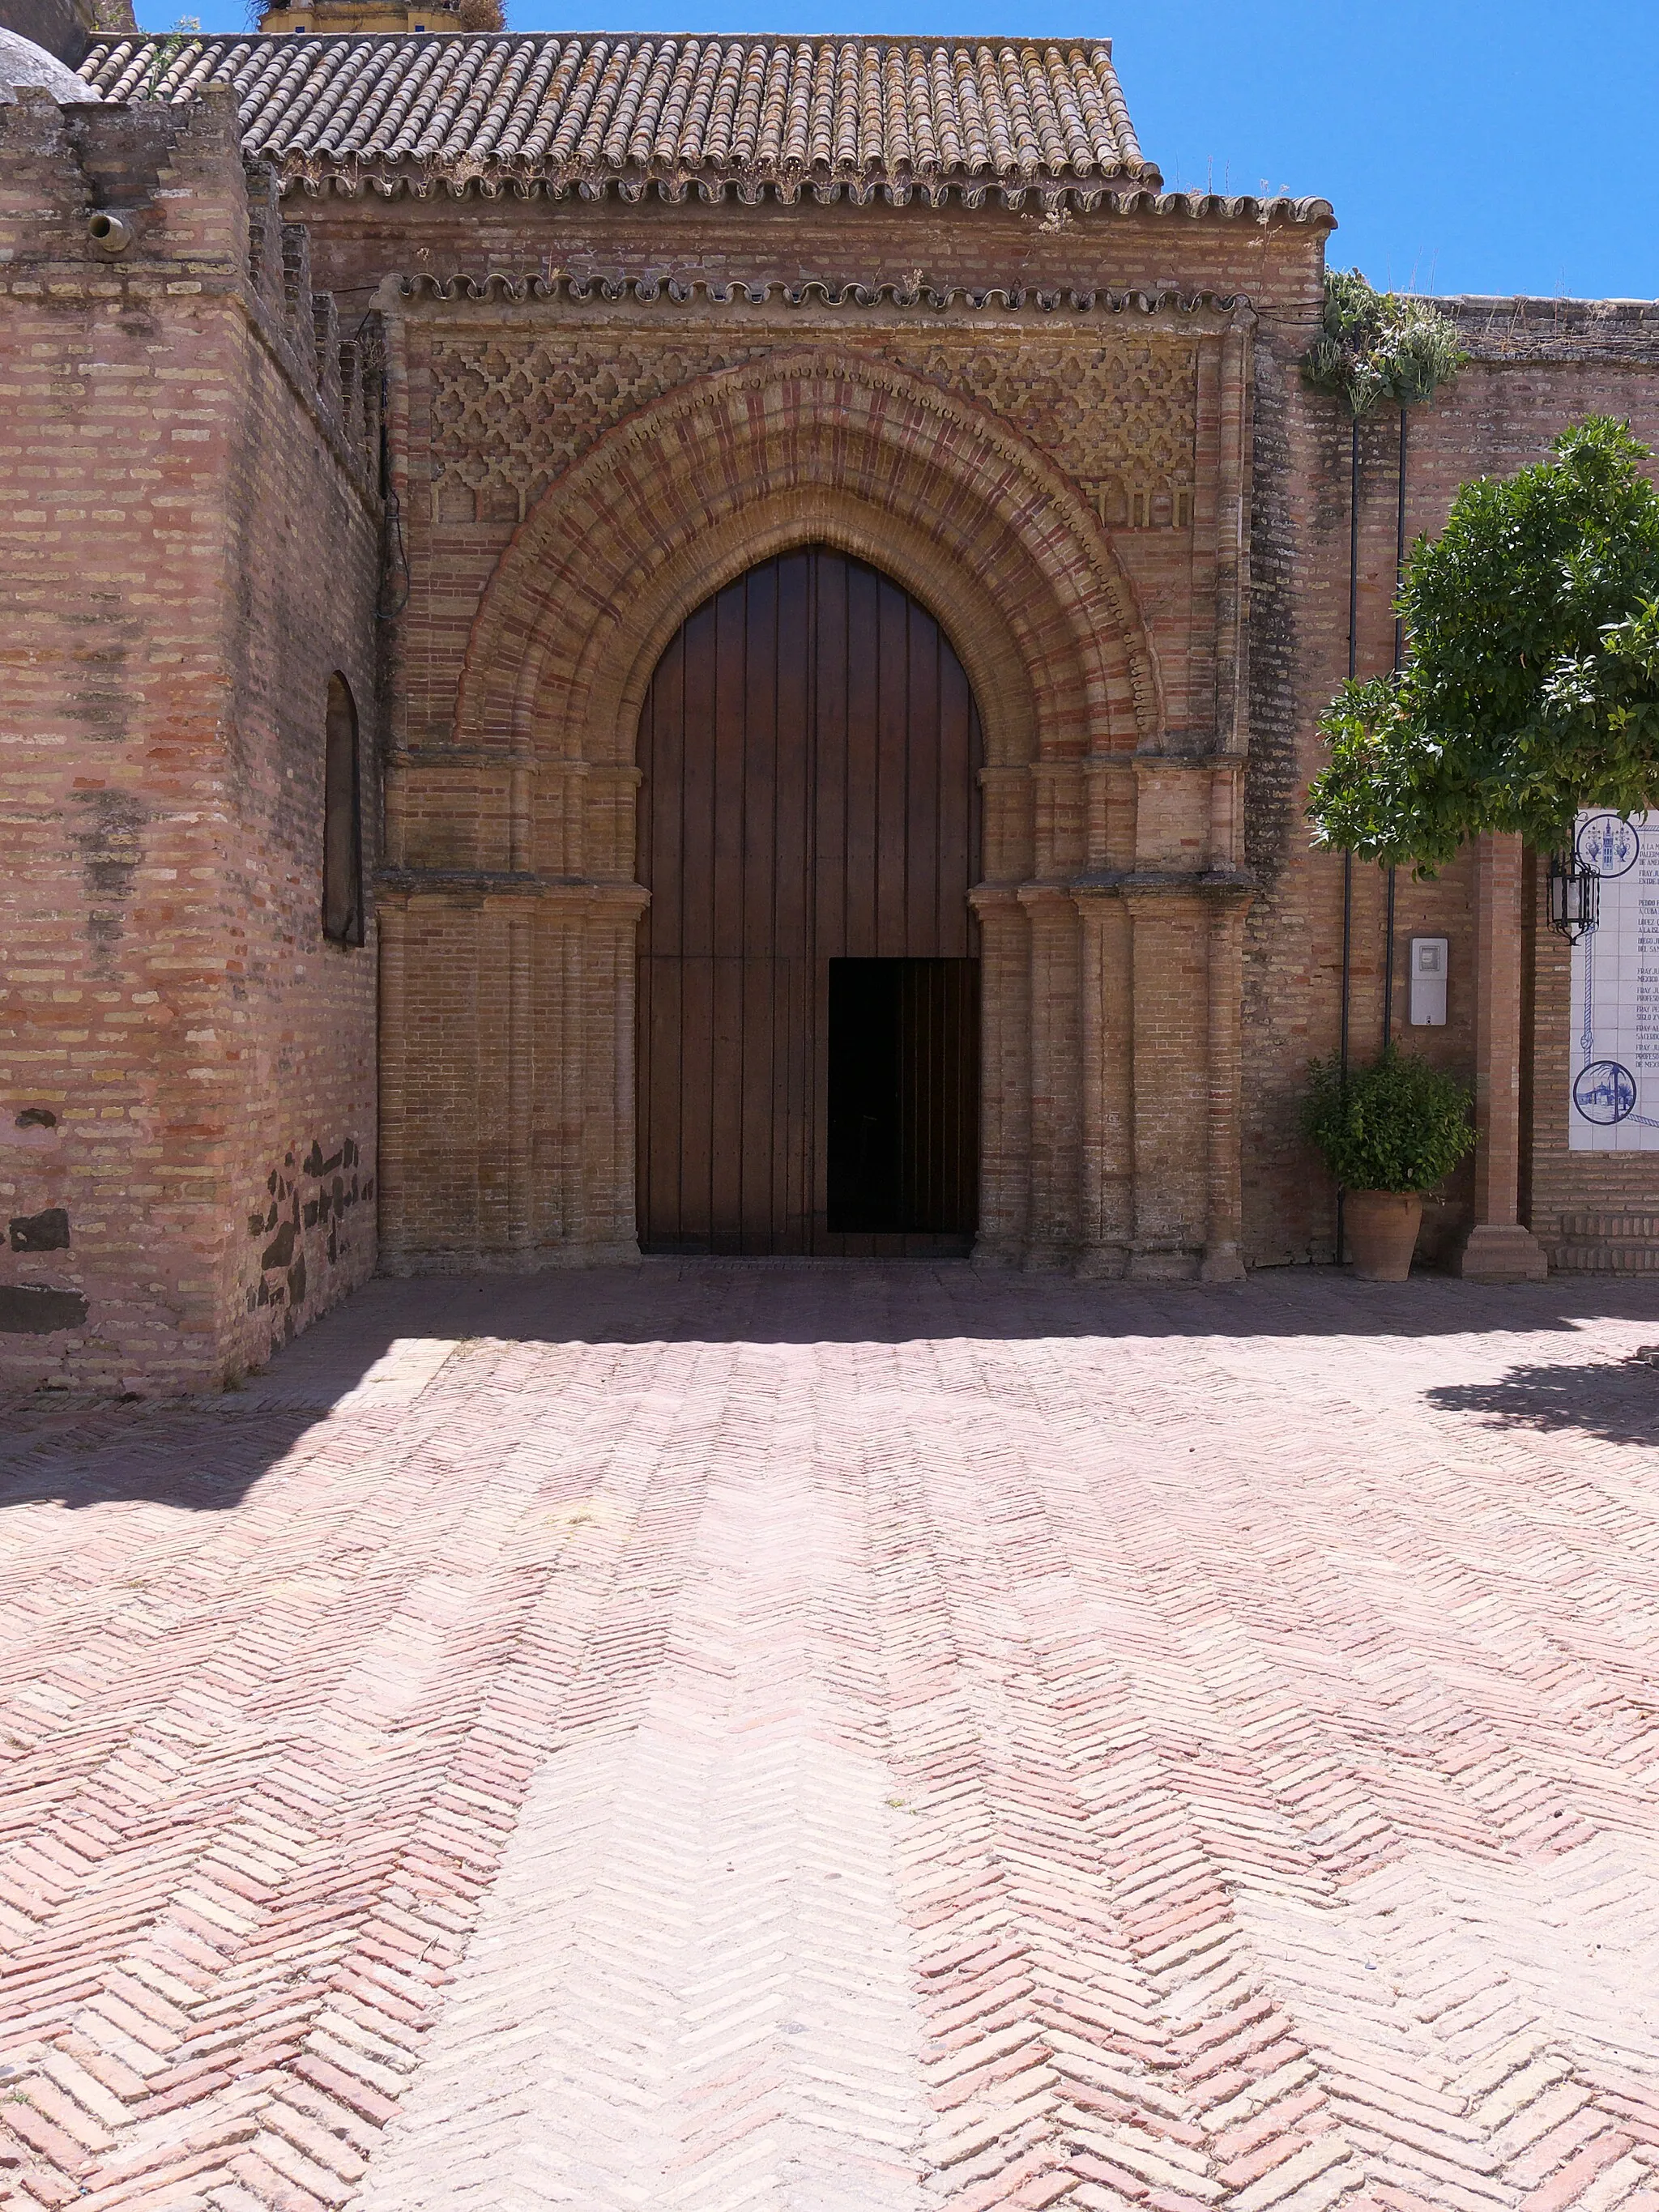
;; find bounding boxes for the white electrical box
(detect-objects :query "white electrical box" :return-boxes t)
[1410,937,1448,1025]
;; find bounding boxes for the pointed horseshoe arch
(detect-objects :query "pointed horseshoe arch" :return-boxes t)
[382,344,1180,1272]
[454,346,1162,782]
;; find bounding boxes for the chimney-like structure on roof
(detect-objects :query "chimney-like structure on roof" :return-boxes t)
[256,0,503,36]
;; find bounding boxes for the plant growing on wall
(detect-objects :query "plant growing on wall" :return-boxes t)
[143,16,200,99]
[1303,272,1466,429]
[1302,267,1387,420]
[1303,272,1466,1048]
[1307,416,1659,870]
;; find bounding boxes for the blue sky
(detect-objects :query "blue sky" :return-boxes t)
[144,0,1657,300]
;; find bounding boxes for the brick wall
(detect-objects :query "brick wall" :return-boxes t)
[8,109,1657,1347]
[1241,296,1659,1269]
[0,87,382,1389]
[1240,311,1484,1268]
[302,185,1659,1277]
[312,186,1322,1275]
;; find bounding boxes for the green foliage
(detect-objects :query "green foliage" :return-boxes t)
[1372,299,1469,409]
[1307,416,1659,866]
[1302,268,1388,418]
[1302,1049,1477,1194]
[1301,271,1465,420]
[144,17,200,99]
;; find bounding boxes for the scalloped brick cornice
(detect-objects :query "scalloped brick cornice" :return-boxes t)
[390,271,1260,319]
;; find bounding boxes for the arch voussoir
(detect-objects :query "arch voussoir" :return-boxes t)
[456,347,1162,778]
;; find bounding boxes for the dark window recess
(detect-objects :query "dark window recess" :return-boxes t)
[322,672,365,946]
[828,959,979,1235]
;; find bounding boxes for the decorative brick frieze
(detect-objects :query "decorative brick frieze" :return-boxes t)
[423,318,1201,526]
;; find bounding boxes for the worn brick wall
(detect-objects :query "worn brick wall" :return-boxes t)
[0,87,382,1389]
[1241,296,1659,1268]
[12,111,1654,1332]
[304,185,1322,1273]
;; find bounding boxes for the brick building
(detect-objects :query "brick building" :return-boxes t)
[2,25,1657,1389]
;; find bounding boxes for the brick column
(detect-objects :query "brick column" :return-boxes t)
[1017,884,1083,1269]
[968,888,1030,1268]
[1455,833,1549,1280]
[1073,889,1133,1276]
[1126,891,1209,1281]
[578,886,649,1263]
[506,911,532,1251]
[1202,896,1249,1281]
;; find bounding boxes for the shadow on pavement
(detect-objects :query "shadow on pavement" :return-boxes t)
[332,1258,1659,1350]
[1425,1355,1659,1447]
[4,1260,1658,1514]
[0,1404,330,1513]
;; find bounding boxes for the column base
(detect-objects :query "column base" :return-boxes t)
[1127,1248,1202,1284]
[969,1238,1023,1272]
[1451,1223,1549,1282]
[1074,1244,1130,1281]
[1201,1239,1247,1284]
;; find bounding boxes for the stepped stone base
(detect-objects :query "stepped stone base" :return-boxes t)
[1452,1223,1550,1282]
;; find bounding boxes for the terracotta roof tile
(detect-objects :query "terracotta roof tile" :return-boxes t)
[77,30,1171,204]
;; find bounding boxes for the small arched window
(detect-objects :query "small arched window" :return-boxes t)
[322,672,364,946]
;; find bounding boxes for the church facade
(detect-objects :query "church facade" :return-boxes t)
[4,28,1658,1389]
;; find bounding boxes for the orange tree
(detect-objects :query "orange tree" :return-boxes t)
[1307,416,1659,870]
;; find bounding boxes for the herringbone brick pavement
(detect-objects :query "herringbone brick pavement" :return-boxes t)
[3,1263,1659,2211]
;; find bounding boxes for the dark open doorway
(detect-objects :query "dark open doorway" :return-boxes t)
[828,959,979,1246]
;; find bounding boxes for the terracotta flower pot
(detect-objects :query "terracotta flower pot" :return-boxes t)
[1345,1190,1423,1281]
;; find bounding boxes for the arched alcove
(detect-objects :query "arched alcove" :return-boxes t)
[322,672,363,948]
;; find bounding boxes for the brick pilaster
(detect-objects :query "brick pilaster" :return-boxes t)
[1455,833,1548,1281]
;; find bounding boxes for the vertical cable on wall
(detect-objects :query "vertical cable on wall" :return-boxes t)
[1337,414,1360,1264]
[1382,403,1408,1051]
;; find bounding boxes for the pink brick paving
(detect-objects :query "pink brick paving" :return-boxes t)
[3,1263,1659,2211]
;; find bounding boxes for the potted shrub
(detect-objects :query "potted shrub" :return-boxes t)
[1303,1049,1478,1281]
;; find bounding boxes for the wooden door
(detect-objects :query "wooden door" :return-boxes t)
[637,547,981,1255]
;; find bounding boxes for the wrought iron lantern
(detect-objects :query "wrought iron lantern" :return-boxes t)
[1546,846,1600,942]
